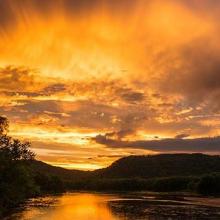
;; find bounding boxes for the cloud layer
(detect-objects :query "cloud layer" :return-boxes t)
[0,0,220,169]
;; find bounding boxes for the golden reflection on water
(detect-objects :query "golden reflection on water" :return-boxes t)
[18,193,119,220]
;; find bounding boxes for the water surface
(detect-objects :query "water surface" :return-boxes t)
[4,192,220,220]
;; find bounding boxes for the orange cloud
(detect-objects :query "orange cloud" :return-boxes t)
[0,0,220,169]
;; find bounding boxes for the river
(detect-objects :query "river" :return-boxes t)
[4,192,220,220]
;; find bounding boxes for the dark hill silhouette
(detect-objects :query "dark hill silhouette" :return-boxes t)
[29,154,220,181]
[93,154,220,179]
[27,160,90,181]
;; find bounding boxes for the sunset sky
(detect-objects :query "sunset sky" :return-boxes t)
[1,0,220,170]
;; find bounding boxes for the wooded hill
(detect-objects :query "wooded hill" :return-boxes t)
[30,154,220,180]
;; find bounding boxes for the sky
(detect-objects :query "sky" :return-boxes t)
[1,0,220,170]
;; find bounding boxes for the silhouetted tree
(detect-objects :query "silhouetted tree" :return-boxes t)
[0,116,37,216]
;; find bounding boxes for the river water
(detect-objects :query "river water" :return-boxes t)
[4,192,220,220]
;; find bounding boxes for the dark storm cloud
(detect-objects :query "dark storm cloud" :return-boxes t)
[2,96,150,130]
[0,0,137,28]
[2,91,40,97]
[0,66,67,97]
[104,129,134,140]
[0,0,220,38]
[41,83,66,96]
[117,88,145,104]
[183,0,220,12]
[0,66,36,91]
[65,100,149,129]
[62,0,101,13]
[157,39,220,113]
[177,45,220,95]
[0,0,58,30]
[93,134,220,153]
[2,0,219,29]
[14,100,61,114]
[0,99,65,125]
[1,87,65,98]
[0,0,15,29]
[175,133,190,139]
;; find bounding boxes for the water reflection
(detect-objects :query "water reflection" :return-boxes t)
[8,194,119,220]
[5,193,220,220]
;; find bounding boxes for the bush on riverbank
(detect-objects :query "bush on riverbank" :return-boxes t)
[66,176,198,192]
[197,173,220,195]
[66,174,220,195]
[34,172,65,193]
